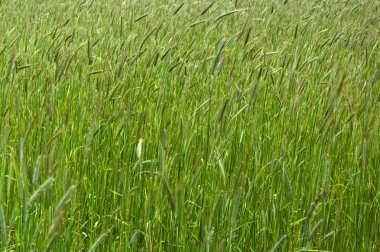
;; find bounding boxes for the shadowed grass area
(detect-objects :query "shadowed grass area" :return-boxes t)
[0,0,379,251]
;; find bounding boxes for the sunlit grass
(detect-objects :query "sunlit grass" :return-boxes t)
[0,0,379,251]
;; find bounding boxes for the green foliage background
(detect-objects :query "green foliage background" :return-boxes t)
[0,0,379,251]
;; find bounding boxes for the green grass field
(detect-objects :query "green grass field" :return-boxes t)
[0,0,379,251]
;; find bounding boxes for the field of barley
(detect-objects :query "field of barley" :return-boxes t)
[0,0,379,251]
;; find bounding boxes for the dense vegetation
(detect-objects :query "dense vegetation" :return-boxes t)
[0,0,379,251]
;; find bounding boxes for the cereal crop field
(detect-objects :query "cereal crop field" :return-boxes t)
[0,0,379,251]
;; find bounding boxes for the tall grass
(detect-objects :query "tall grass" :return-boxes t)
[0,0,379,251]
